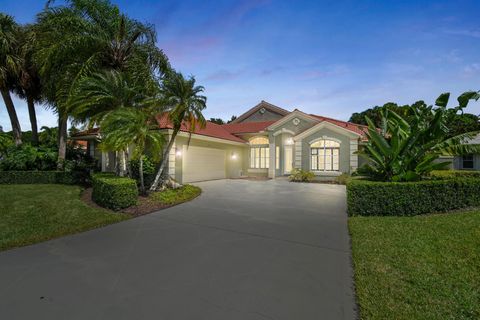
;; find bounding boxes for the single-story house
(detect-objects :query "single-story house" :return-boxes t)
[73,101,369,183]
[451,134,480,170]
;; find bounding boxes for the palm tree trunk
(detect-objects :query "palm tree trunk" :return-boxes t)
[57,114,67,170]
[139,155,145,195]
[118,150,126,177]
[27,95,39,146]
[149,129,179,191]
[1,88,22,146]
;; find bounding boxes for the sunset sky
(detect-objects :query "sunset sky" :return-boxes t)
[1,0,480,131]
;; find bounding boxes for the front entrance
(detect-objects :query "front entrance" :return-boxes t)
[284,145,293,174]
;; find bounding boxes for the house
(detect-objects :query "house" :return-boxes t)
[73,101,368,183]
[451,134,480,170]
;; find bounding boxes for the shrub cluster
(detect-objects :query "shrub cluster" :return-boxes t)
[428,170,480,179]
[91,173,138,210]
[0,171,75,184]
[347,178,480,216]
[289,168,315,182]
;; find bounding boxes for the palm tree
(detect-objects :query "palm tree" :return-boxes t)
[100,107,164,194]
[358,91,480,181]
[34,0,169,169]
[13,24,43,145]
[0,13,22,146]
[149,72,207,191]
[69,70,156,176]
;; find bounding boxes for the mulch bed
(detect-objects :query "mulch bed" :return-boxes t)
[81,188,170,217]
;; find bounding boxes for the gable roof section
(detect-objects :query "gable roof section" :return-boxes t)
[310,114,368,136]
[222,120,276,134]
[230,100,290,124]
[293,121,362,141]
[155,114,246,143]
[266,109,320,130]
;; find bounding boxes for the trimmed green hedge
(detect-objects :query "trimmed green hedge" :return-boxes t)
[0,171,75,184]
[347,178,480,216]
[429,170,480,179]
[91,173,138,210]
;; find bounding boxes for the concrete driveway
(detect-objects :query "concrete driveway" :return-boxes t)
[0,179,356,320]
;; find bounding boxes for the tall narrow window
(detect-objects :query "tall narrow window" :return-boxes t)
[462,154,474,169]
[276,146,280,169]
[249,136,269,169]
[310,139,340,171]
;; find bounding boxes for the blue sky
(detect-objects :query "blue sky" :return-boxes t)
[1,0,480,131]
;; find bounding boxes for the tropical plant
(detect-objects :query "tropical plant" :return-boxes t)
[0,144,57,171]
[100,107,164,194]
[69,70,158,176]
[38,126,58,148]
[350,100,480,138]
[0,13,22,146]
[357,91,480,182]
[0,132,13,158]
[13,24,43,145]
[289,168,315,182]
[149,71,207,191]
[34,0,169,169]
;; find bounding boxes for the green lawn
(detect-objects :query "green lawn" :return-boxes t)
[349,211,480,320]
[0,184,130,251]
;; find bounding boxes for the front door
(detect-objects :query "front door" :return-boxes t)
[284,146,293,174]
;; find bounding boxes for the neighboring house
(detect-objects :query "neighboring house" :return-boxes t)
[72,101,368,183]
[451,134,480,170]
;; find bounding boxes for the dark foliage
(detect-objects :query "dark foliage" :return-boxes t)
[347,178,480,216]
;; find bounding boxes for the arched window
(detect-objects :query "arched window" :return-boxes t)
[249,136,269,169]
[249,136,269,145]
[310,139,340,171]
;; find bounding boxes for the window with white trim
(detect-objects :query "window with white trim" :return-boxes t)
[249,136,269,169]
[310,139,340,171]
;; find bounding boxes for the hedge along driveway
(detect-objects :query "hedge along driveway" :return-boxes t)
[347,178,480,216]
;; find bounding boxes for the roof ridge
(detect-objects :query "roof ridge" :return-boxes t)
[311,114,368,127]
[230,100,290,124]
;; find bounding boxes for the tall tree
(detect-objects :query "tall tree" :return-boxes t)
[0,13,22,146]
[100,107,164,194]
[34,0,169,169]
[14,25,43,145]
[150,72,207,191]
[350,100,480,137]
[69,70,155,176]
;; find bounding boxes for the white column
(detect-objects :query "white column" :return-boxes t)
[294,140,302,168]
[101,151,107,172]
[89,141,95,157]
[349,139,359,172]
[168,141,176,179]
[268,141,275,178]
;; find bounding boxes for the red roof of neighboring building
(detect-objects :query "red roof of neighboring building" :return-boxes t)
[155,114,246,143]
[221,121,276,134]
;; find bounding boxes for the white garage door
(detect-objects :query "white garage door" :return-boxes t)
[182,146,226,183]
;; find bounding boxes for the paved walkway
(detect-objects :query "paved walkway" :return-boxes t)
[0,179,356,320]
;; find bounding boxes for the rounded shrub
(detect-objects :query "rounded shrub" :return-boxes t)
[91,173,138,210]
